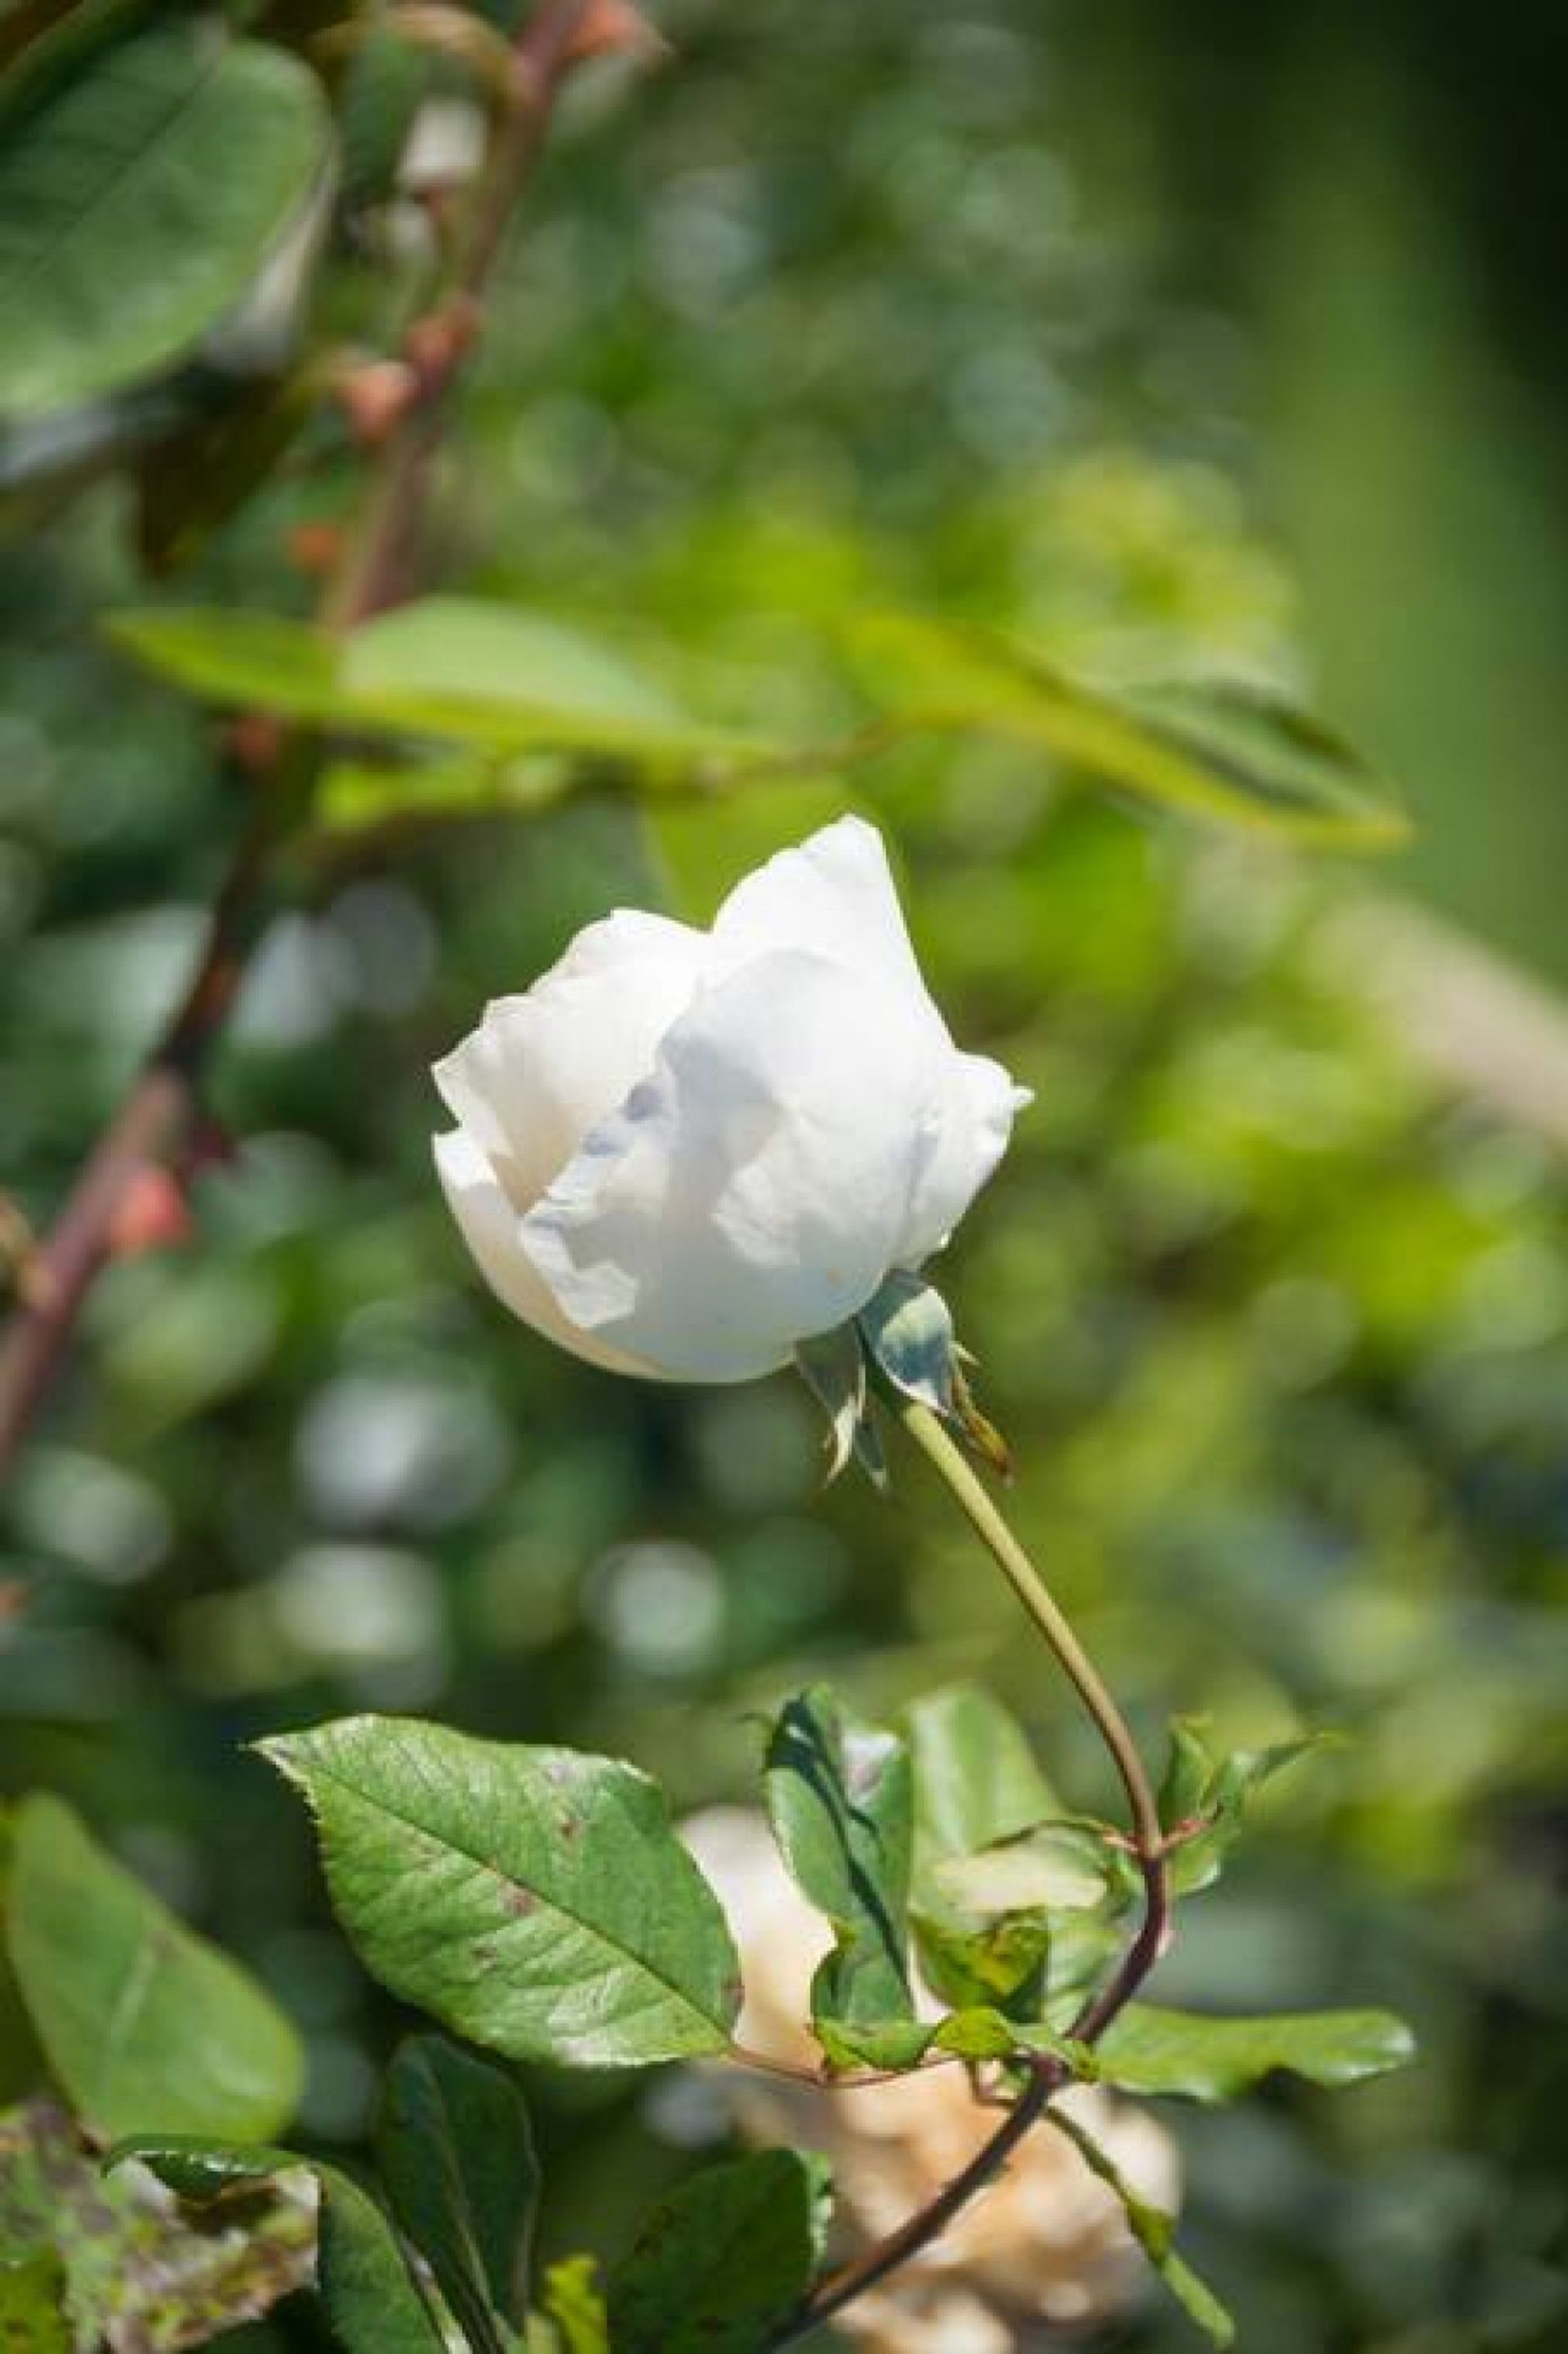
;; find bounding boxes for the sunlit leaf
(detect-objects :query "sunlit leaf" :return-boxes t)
[7,1797,304,2142]
[0,23,331,420]
[607,2149,831,2354]
[763,1687,915,2055]
[1095,2004,1416,2102]
[108,598,759,772]
[262,1716,742,2068]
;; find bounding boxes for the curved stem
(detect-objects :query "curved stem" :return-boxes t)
[768,1398,1172,2349]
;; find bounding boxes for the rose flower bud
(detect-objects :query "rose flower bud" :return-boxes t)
[432,816,1029,1382]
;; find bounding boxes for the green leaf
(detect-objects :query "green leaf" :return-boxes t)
[1158,1720,1337,1895]
[317,752,571,837]
[0,2248,69,2349]
[114,2136,444,2354]
[907,1684,1059,1869]
[535,2254,608,2354]
[850,613,1408,848]
[0,2098,313,2349]
[931,1822,1112,1915]
[0,23,332,421]
[376,2034,538,2351]
[7,1795,304,2142]
[1095,2004,1417,2102]
[261,1716,742,2069]
[930,2007,1091,2071]
[763,1687,915,2049]
[606,2150,831,2354]
[107,599,758,773]
[906,1685,1062,2014]
[1047,2104,1235,2347]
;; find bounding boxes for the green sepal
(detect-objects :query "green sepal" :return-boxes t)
[793,1323,884,1489]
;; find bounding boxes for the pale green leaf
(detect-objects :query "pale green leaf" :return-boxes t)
[262,1717,742,2068]
[7,1796,304,2142]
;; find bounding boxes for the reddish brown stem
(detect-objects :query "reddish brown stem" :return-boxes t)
[0,0,594,1483]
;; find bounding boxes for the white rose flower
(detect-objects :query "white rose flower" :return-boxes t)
[432,815,1029,1384]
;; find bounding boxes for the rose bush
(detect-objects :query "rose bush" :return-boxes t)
[433,815,1029,1381]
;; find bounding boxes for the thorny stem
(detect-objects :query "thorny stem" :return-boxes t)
[0,0,595,1482]
[766,1399,1172,2348]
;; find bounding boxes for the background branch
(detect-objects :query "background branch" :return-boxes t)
[0,0,594,1482]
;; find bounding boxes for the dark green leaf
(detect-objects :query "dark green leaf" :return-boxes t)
[850,613,1408,848]
[7,1796,304,2142]
[763,1687,915,2049]
[1048,2105,1235,2347]
[0,2099,313,2348]
[1095,2004,1417,2102]
[376,2034,538,2348]
[114,2136,445,2354]
[607,2150,831,2354]
[0,24,331,420]
[261,1717,741,2068]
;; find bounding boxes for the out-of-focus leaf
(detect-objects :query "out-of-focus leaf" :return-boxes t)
[7,1797,304,2142]
[606,2150,831,2354]
[108,598,760,770]
[317,753,570,836]
[0,23,331,421]
[534,2254,608,2354]
[763,1687,915,2056]
[115,2136,443,2354]
[261,1716,742,2068]
[0,2100,314,2349]
[906,1683,1060,1870]
[1048,2104,1235,2347]
[1095,2004,1417,2102]
[0,2247,68,2348]
[376,2033,538,2349]
[1158,1719,1338,1895]
[849,613,1408,847]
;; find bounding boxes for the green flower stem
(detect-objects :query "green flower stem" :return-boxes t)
[896,1398,1165,1866]
[767,1396,1173,2349]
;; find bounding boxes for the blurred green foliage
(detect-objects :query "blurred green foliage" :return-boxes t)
[1,4,1566,2351]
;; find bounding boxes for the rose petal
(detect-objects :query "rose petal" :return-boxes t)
[433,1125,662,1376]
[433,908,707,1212]
[519,948,946,1380]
